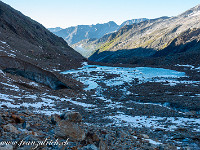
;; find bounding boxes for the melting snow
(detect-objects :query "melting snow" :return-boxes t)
[82,62,88,66]
[0,93,22,101]
[191,11,200,17]
[43,94,96,108]
[62,65,186,90]
[106,113,200,131]
[51,69,61,72]
[176,64,200,72]
[0,70,5,76]
[0,41,7,44]
[33,110,62,116]
[28,82,39,87]
[1,82,20,91]
[146,139,162,145]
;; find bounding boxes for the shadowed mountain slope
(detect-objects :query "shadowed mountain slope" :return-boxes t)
[0,1,85,90]
[88,5,200,65]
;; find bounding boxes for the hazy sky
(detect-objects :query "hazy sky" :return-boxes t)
[2,0,200,28]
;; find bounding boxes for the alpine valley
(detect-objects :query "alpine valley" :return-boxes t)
[72,5,200,66]
[0,1,200,150]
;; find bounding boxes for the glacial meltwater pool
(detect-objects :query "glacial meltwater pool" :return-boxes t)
[61,64,186,91]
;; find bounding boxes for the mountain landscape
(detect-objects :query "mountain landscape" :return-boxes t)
[0,1,200,150]
[49,18,148,46]
[49,21,119,45]
[85,5,200,66]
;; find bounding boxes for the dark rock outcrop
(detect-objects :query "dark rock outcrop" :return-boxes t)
[0,56,70,90]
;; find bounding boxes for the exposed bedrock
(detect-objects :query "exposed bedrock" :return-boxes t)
[0,56,70,90]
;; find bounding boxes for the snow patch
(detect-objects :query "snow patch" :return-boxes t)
[106,113,200,131]
[1,82,20,91]
[0,41,7,44]
[28,82,39,87]
[191,11,200,17]
[62,65,186,91]
[82,61,88,66]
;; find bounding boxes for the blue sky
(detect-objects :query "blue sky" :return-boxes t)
[2,0,200,28]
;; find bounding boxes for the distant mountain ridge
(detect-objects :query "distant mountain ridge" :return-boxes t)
[48,21,118,45]
[48,27,63,32]
[48,18,148,45]
[118,18,148,29]
[88,4,200,65]
[72,17,167,58]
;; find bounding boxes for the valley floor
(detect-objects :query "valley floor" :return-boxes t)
[0,63,200,149]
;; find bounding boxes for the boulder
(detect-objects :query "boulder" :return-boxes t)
[85,131,100,144]
[81,144,98,150]
[0,115,5,125]
[62,112,82,123]
[11,114,24,123]
[99,140,107,150]
[0,145,13,150]
[3,123,20,134]
[141,134,150,139]
[55,120,85,141]
[51,114,61,125]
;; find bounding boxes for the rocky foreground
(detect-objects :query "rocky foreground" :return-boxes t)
[1,110,197,150]
[0,63,200,150]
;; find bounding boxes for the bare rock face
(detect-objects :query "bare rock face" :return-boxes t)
[55,120,85,141]
[0,2,85,93]
[0,56,70,90]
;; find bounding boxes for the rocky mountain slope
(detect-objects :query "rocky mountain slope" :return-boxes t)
[72,17,166,58]
[0,1,86,90]
[88,5,200,65]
